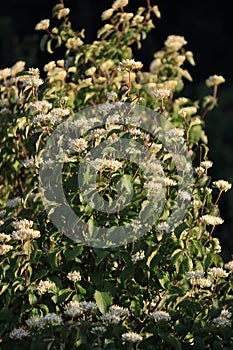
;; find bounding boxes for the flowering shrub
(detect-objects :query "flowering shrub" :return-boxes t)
[0,0,233,349]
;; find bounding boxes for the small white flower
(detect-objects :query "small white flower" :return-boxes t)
[164,128,184,139]
[43,313,63,325]
[178,190,191,202]
[9,327,30,340]
[100,312,121,324]
[213,316,231,327]
[198,278,212,288]
[109,305,130,317]
[206,75,225,87]
[67,270,82,282]
[35,19,50,31]
[224,260,233,271]
[91,326,107,334]
[57,8,70,19]
[0,244,13,255]
[201,214,224,226]
[165,35,187,51]
[101,8,114,21]
[80,301,98,311]
[200,160,213,170]
[149,310,171,322]
[156,222,170,233]
[36,280,56,294]
[208,267,228,279]
[112,0,128,10]
[178,106,197,117]
[164,178,177,186]
[122,331,143,343]
[131,250,145,263]
[186,271,205,280]
[117,59,143,71]
[64,301,83,317]
[0,233,11,242]
[153,89,171,99]
[213,180,232,192]
[68,138,88,153]
[26,316,44,328]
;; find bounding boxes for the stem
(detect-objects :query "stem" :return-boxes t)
[128,71,131,90]
[147,0,152,11]
[214,190,222,205]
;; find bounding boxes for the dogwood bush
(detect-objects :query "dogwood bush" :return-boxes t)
[0,0,232,349]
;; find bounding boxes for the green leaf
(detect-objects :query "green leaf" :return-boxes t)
[94,290,112,314]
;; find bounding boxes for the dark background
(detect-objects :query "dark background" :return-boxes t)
[1,0,233,259]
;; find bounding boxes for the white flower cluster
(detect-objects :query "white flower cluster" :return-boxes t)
[9,327,30,340]
[165,35,187,51]
[28,100,52,114]
[153,89,171,99]
[201,214,224,226]
[186,270,211,288]
[64,300,97,318]
[91,326,107,334]
[0,244,13,255]
[67,270,82,282]
[178,190,191,202]
[213,309,232,327]
[32,107,70,125]
[80,301,98,311]
[57,8,70,19]
[122,331,143,343]
[117,59,143,72]
[0,233,11,242]
[212,180,232,192]
[164,128,184,140]
[26,313,62,328]
[164,178,177,186]
[149,310,171,322]
[11,219,41,240]
[200,160,213,170]
[186,270,205,281]
[208,267,228,279]
[205,75,225,87]
[131,250,145,263]
[64,300,83,317]
[89,158,122,172]
[178,106,197,117]
[109,305,130,317]
[100,305,129,325]
[35,19,50,31]
[18,69,44,87]
[100,312,121,324]
[112,0,129,10]
[66,37,84,49]
[36,280,56,294]
[68,138,88,153]
[156,222,170,233]
[224,260,233,271]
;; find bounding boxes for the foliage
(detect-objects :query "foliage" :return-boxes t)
[0,0,232,349]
